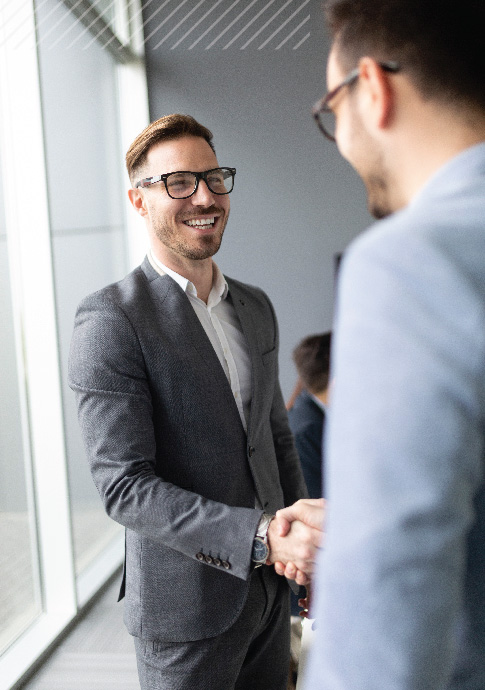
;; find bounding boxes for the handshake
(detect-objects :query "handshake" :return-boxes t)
[265,498,325,586]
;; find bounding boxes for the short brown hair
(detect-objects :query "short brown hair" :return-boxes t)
[324,0,485,110]
[293,332,332,394]
[125,114,215,185]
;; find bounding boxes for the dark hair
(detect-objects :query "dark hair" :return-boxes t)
[324,0,485,110]
[293,332,332,394]
[126,114,215,185]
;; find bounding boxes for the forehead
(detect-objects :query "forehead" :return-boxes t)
[145,135,219,173]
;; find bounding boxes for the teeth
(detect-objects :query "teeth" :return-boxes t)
[185,217,215,226]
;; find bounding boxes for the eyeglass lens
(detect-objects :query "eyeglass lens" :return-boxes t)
[166,168,234,198]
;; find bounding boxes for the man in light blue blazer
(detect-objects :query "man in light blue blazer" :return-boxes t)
[69,114,321,689]
[278,0,485,688]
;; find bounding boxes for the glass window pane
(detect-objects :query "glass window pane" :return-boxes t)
[0,159,42,652]
[35,0,126,576]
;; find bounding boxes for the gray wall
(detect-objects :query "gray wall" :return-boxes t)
[142,0,371,398]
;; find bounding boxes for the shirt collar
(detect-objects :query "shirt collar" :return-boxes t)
[148,249,229,304]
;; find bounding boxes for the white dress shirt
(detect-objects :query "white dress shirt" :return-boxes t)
[148,250,251,432]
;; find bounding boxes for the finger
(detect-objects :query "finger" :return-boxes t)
[277,516,291,537]
[277,501,325,532]
[274,510,294,534]
[273,561,285,577]
[295,569,310,586]
[303,498,325,508]
[284,561,297,580]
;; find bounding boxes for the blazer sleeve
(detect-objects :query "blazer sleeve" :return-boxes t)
[68,291,261,581]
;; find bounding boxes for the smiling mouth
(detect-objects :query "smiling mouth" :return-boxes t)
[183,217,216,228]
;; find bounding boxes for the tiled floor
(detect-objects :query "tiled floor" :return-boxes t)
[20,576,139,690]
[19,574,301,690]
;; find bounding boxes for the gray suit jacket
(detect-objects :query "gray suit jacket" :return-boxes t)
[305,144,485,689]
[69,258,306,642]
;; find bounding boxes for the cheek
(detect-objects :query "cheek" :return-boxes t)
[149,197,181,222]
[336,108,364,169]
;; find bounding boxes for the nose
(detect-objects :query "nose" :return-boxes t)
[190,178,215,207]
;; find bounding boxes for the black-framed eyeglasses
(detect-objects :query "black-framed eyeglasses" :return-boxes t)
[134,167,236,199]
[312,61,401,142]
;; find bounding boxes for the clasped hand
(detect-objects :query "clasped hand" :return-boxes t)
[266,498,325,585]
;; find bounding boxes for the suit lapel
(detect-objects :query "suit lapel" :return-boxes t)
[141,257,243,425]
[227,281,263,438]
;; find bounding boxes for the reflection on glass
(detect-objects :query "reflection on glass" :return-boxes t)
[36,0,126,575]
[94,0,116,28]
[0,164,42,652]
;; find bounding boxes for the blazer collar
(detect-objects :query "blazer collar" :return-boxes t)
[226,279,263,437]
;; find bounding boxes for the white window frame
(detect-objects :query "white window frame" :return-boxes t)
[0,1,148,687]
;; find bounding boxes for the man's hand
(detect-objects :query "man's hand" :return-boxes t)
[271,499,326,583]
[276,498,326,537]
[266,515,322,583]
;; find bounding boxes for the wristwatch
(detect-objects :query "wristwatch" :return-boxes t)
[251,513,274,567]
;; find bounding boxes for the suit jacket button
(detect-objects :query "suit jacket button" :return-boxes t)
[204,555,213,564]
[213,558,222,567]
[196,552,205,561]
[222,560,231,570]
[248,447,255,457]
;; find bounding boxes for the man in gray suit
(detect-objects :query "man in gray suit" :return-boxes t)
[278,0,485,688]
[69,114,320,689]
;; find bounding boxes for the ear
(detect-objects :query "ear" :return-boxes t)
[128,187,149,218]
[357,57,394,131]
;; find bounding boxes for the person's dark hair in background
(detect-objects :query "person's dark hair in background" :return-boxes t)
[293,333,332,400]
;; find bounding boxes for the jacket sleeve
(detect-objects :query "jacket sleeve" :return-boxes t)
[68,291,261,581]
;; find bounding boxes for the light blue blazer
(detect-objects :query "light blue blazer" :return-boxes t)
[306,144,485,690]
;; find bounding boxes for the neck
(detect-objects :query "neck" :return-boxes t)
[151,247,215,303]
[383,88,485,210]
[311,388,329,406]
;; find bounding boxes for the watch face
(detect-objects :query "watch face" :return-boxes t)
[252,537,269,563]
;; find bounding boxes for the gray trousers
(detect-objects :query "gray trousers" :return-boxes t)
[134,567,290,690]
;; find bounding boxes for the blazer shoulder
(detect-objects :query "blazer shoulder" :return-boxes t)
[77,259,171,314]
[289,393,325,431]
[225,275,274,310]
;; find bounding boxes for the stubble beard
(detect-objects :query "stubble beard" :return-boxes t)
[347,106,394,220]
[154,206,228,261]
[366,173,393,219]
